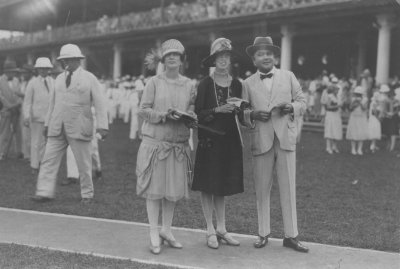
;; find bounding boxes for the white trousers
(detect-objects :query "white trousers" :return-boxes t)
[66,137,101,178]
[36,130,93,199]
[252,135,298,238]
[30,121,46,169]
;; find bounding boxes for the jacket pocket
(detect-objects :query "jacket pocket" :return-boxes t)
[78,114,94,137]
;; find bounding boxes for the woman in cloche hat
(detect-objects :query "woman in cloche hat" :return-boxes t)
[136,39,196,254]
[191,37,244,249]
[346,86,369,155]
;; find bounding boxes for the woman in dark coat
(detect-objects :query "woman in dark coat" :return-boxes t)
[192,38,244,249]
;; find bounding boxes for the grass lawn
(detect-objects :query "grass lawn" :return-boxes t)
[0,121,399,253]
[0,243,177,269]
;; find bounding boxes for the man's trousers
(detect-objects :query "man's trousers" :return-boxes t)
[35,130,94,199]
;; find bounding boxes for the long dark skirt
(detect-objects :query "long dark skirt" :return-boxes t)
[192,130,244,196]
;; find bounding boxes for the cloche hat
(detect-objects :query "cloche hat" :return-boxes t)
[379,84,390,93]
[57,44,85,60]
[246,36,280,57]
[202,37,237,67]
[34,57,53,69]
[161,39,185,59]
[353,86,364,95]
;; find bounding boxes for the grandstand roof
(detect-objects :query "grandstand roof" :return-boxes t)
[0,0,194,32]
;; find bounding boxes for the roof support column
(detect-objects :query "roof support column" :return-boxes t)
[356,31,367,78]
[375,13,396,85]
[280,24,295,71]
[113,42,122,80]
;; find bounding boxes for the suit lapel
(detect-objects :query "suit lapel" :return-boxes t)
[269,69,281,107]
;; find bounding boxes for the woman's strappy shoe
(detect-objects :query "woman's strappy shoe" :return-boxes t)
[206,233,219,249]
[159,232,183,249]
[216,231,240,246]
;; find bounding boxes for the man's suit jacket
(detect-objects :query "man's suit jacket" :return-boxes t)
[45,67,108,141]
[242,69,306,155]
[0,75,21,114]
[23,76,54,123]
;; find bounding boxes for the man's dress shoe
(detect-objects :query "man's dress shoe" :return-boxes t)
[283,237,309,253]
[31,195,53,203]
[254,235,269,248]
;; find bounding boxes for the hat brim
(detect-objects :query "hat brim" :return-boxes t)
[34,66,53,69]
[246,44,281,57]
[57,55,85,60]
[202,50,240,68]
[4,68,21,73]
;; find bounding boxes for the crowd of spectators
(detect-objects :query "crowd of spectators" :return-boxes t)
[0,0,341,47]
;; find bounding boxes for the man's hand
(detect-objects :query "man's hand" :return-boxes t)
[251,110,271,122]
[23,118,30,127]
[214,104,236,114]
[96,129,109,140]
[280,103,294,115]
[43,126,48,137]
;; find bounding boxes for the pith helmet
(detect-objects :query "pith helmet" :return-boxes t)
[34,57,53,69]
[57,44,85,60]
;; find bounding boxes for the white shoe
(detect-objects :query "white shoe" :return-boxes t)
[357,150,363,155]
[326,149,333,154]
[351,149,357,155]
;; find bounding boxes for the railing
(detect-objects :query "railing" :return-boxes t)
[0,0,357,50]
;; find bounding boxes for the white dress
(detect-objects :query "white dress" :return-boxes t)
[324,94,342,140]
[346,99,369,141]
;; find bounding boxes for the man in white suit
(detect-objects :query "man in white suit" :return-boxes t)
[23,57,54,175]
[31,44,108,203]
[242,36,308,252]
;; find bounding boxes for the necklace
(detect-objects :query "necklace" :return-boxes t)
[213,77,230,106]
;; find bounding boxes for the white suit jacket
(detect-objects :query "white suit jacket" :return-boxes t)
[45,67,108,141]
[23,76,53,123]
[242,68,306,155]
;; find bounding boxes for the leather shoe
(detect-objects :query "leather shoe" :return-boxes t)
[283,237,309,253]
[206,233,219,249]
[81,198,93,204]
[61,177,78,186]
[254,234,269,248]
[31,195,53,203]
[159,231,183,249]
[216,231,240,246]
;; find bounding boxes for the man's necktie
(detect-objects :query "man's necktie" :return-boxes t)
[66,71,73,87]
[260,73,273,80]
[44,78,49,92]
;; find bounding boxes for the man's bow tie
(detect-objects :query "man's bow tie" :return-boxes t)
[260,73,273,80]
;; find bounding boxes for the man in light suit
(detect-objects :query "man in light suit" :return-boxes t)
[31,44,108,203]
[242,37,308,252]
[0,61,22,160]
[23,57,54,175]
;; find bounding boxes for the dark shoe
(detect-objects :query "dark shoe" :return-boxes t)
[159,231,183,249]
[61,177,78,186]
[94,170,102,180]
[31,195,53,203]
[283,237,309,253]
[254,234,269,248]
[216,231,240,246]
[81,198,93,204]
[31,168,39,176]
